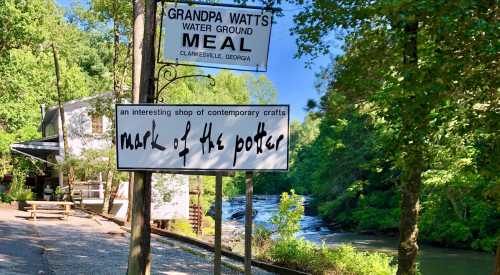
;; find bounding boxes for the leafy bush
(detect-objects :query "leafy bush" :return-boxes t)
[323,245,396,275]
[0,192,14,203]
[202,215,215,236]
[262,189,396,274]
[419,175,500,252]
[170,219,196,237]
[267,238,319,271]
[8,169,33,201]
[265,238,396,275]
[12,188,33,201]
[271,189,304,239]
[253,225,272,256]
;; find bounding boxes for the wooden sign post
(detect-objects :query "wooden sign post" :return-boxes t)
[127,0,155,274]
[244,172,253,274]
[124,2,282,275]
[214,173,223,274]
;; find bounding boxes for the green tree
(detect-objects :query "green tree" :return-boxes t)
[0,0,110,174]
[241,0,497,273]
[271,189,304,239]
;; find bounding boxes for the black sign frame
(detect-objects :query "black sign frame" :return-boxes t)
[157,1,280,72]
[115,103,290,172]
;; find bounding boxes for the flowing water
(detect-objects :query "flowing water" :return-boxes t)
[221,195,495,275]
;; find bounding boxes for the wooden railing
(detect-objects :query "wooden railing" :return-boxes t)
[189,204,203,235]
[71,181,102,199]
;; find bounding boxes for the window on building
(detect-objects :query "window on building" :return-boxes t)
[91,114,103,134]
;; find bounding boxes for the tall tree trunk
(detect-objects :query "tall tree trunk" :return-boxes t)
[101,20,121,213]
[127,172,134,222]
[127,0,144,225]
[397,20,422,275]
[132,0,144,104]
[51,43,72,199]
[102,169,114,214]
[120,40,132,94]
[113,18,120,99]
[495,239,500,275]
[127,0,154,274]
[108,178,120,214]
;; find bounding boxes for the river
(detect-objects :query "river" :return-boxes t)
[221,195,495,275]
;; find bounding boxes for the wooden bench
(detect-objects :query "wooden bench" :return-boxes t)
[26,201,74,221]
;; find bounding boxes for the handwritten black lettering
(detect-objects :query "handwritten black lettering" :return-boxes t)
[254,122,267,154]
[151,120,166,151]
[120,133,133,150]
[275,134,284,150]
[217,133,224,150]
[265,136,275,150]
[233,135,245,166]
[245,136,252,151]
[199,122,215,154]
[120,120,165,151]
[134,133,143,148]
[179,121,191,166]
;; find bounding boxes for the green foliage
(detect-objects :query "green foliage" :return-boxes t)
[8,169,33,201]
[54,186,63,196]
[271,190,304,239]
[12,188,33,202]
[322,245,397,275]
[158,69,277,106]
[253,225,272,255]
[244,0,499,254]
[0,0,112,173]
[0,0,54,54]
[170,219,196,238]
[266,238,396,275]
[201,215,215,236]
[0,192,13,203]
[267,238,318,271]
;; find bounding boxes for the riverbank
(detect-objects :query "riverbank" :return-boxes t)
[221,195,496,275]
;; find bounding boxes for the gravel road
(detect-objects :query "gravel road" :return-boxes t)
[0,208,273,275]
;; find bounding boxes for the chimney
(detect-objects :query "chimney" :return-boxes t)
[40,104,46,137]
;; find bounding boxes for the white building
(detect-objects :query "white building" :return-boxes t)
[11,93,189,220]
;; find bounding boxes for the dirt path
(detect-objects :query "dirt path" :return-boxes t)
[0,208,52,274]
[0,207,272,275]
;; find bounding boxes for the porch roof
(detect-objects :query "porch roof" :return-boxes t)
[10,136,59,165]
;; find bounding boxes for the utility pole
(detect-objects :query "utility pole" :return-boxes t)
[127,0,155,274]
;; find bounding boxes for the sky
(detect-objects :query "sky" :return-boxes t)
[56,0,340,121]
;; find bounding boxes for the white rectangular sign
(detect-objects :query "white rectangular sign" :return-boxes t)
[151,174,189,220]
[115,104,289,171]
[162,2,273,71]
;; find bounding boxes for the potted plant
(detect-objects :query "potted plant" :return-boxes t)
[13,188,33,210]
[7,170,33,210]
[54,186,64,201]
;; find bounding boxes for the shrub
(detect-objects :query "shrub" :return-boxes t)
[253,225,272,256]
[202,215,215,236]
[0,192,14,203]
[322,245,396,275]
[8,169,33,201]
[267,238,319,271]
[12,188,33,201]
[170,219,196,237]
[271,189,304,239]
[266,238,396,275]
[263,189,396,274]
